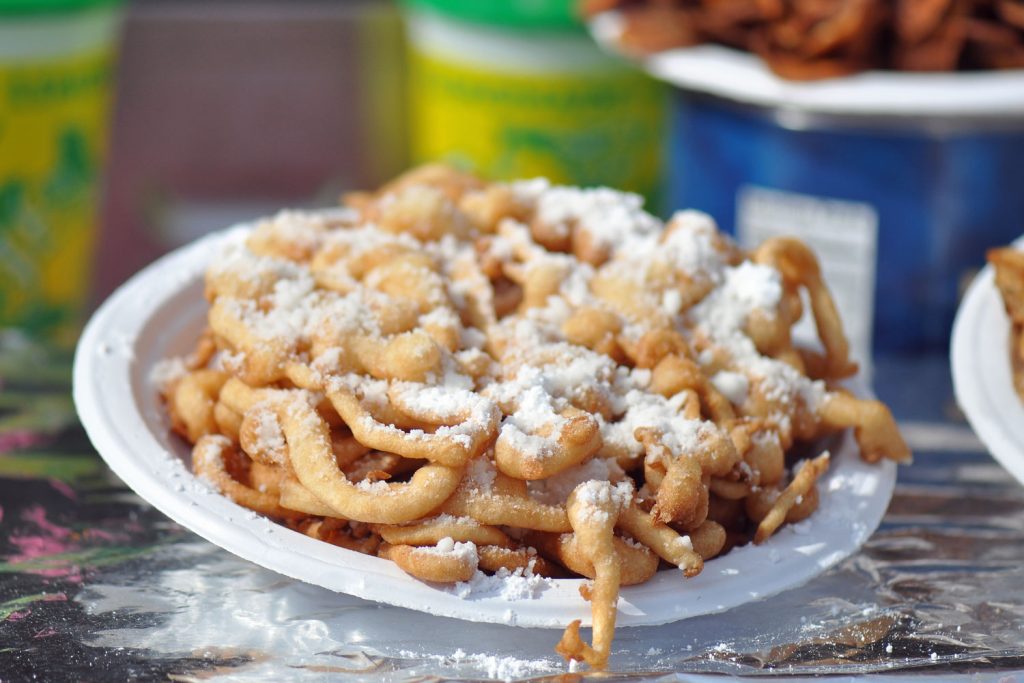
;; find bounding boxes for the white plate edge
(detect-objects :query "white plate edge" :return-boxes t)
[951,253,1024,487]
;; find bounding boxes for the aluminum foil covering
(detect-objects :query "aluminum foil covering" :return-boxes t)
[1,345,1022,681]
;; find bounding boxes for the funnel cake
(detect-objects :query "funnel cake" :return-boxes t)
[156,165,908,669]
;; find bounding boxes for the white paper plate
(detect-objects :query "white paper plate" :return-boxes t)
[590,11,1024,118]
[73,215,897,629]
[951,243,1024,486]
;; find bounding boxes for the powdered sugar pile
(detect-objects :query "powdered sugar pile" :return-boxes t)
[354,479,392,494]
[450,563,553,601]
[249,404,286,459]
[149,357,188,392]
[398,648,560,681]
[532,183,661,254]
[571,480,634,523]
[416,537,478,563]
[689,259,825,413]
[464,456,497,493]
[528,456,625,506]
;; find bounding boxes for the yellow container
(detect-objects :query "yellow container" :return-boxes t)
[0,2,120,345]
[405,6,666,199]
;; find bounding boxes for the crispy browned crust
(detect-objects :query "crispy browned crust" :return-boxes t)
[988,247,1024,401]
[582,0,1024,79]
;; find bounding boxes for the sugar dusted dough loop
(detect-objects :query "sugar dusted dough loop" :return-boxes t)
[238,402,289,467]
[477,545,562,577]
[374,515,512,549]
[442,462,572,533]
[379,539,479,583]
[276,394,465,524]
[192,434,300,519]
[494,407,603,481]
[326,384,497,468]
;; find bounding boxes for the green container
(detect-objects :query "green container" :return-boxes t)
[403,0,581,31]
[402,0,667,200]
[0,0,121,345]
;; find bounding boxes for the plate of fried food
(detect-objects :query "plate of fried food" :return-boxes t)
[74,165,907,670]
[584,0,1024,116]
[952,239,1024,487]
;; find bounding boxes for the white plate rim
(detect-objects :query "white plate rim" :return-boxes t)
[951,239,1024,487]
[589,11,1024,119]
[73,214,897,629]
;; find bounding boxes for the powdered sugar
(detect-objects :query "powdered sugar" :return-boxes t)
[416,537,478,564]
[571,479,634,524]
[390,382,494,422]
[747,355,827,409]
[532,185,661,255]
[450,562,553,601]
[355,478,391,494]
[192,434,231,469]
[689,259,826,414]
[225,275,370,350]
[528,457,625,506]
[207,238,306,292]
[465,456,497,493]
[661,288,683,315]
[689,262,782,348]
[212,349,246,374]
[499,382,567,435]
[575,479,633,508]
[723,261,784,312]
[404,513,479,528]
[149,357,187,392]
[249,403,285,460]
[398,647,559,681]
[658,209,731,277]
[249,209,331,257]
[711,371,750,406]
[608,390,708,459]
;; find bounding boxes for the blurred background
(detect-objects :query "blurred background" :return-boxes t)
[2,0,1023,359]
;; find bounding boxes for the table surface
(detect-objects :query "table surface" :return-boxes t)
[1,334,1022,682]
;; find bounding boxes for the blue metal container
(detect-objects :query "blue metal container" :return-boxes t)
[666,91,1024,353]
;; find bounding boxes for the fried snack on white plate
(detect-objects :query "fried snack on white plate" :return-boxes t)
[989,246,1024,399]
[158,164,909,670]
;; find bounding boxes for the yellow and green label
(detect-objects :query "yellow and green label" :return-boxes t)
[0,46,113,344]
[408,50,666,201]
